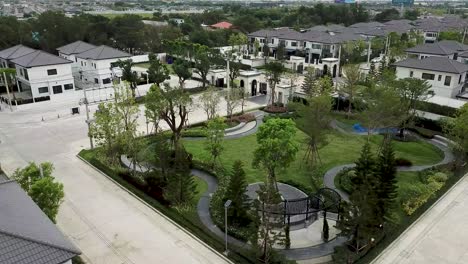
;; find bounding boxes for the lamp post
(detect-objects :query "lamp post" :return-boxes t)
[224,199,232,255]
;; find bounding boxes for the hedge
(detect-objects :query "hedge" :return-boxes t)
[78,149,257,264]
[416,101,457,117]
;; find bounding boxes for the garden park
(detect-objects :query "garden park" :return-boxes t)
[79,63,468,263]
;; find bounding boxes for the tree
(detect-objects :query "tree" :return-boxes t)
[254,39,261,58]
[225,161,250,225]
[264,61,285,106]
[224,88,243,122]
[114,59,138,97]
[444,104,468,159]
[111,14,145,54]
[90,102,120,162]
[163,147,197,207]
[404,9,419,20]
[323,217,330,242]
[276,42,286,61]
[12,162,64,223]
[199,86,221,120]
[341,64,363,117]
[147,53,170,87]
[375,137,398,222]
[172,59,192,89]
[296,95,332,165]
[301,67,316,95]
[145,84,191,148]
[205,117,227,167]
[193,44,220,89]
[253,119,299,190]
[395,78,432,135]
[374,8,400,22]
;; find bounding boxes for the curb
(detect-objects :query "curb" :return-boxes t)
[76,154,234,264]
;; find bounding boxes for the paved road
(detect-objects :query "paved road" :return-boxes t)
[373,173,468,264]
[0,93,266,264]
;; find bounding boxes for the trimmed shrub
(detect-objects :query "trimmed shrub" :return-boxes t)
[395,158,413,167]
[408,126,437,139]
[231,113,256,123]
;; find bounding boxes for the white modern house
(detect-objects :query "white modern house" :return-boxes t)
[10,50,75,101]
[394,56,468,98]
[57,42,131,89]
[0,44,36,69]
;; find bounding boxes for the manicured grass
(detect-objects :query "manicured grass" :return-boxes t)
[183,129,444,187]
[193,177,208,206]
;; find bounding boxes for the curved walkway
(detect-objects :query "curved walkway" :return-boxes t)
[325,120,456,201]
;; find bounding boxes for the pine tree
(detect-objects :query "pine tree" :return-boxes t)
[301,68,316,95]
[376,137,398,222]
[225,161,250,225]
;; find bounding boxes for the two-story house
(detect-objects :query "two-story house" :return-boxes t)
[0,44,36,69]
[405,40,468,60]
[394,56,468,98]
[10,50,75,101]
[73,45,131,89]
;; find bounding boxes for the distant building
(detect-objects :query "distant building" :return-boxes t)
[210,21,233,30]
[0,180,81,264]
[334,0,355,3]
[392,0,414,7]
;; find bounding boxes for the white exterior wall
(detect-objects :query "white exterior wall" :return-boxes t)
[15,63,75,100]
[395,66,467,98]
[75,57,130,88]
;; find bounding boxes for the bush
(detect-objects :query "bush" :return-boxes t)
[181,129,207,137]
[428,172,448,183]
[231,113,256,123]
[395,158,413,167]
[335,168,354,194]
[408,126,437,139]
[279,179,315,195]
[417,101,457,117]
[401,184,432,215]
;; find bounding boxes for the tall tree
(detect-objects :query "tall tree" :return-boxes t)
[199,86,221,120]
[341,64,363,117]
[225,161,250,225]
[205,117,227,167]
[114,59,139,97]
[147,53,170,87]
[111,14,145,54]
[264,61,285,106]
[444,104,468,159]
[145,84,191,148]
[90,102,120,162]
[172,59,192,89]
[253,118,299,190]
[193,44,220,89]
[375,137,398,222]
[12,162,64,223]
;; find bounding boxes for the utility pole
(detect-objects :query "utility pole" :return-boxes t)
[83,87,94,149]
[3,72,12,112]
[367,37,372,69]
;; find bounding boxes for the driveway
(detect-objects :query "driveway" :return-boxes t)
[0,93,266,263]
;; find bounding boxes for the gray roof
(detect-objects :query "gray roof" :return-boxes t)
[0,180,80,264]
[0,45,36,60]
[10,50,72,68]
[57,41,97,55]
[406,40,468,55]
[76,45,131,60]
[393,56,468,74]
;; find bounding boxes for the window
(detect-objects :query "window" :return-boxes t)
[94,63,97,69]
[23,69,29,80]
[75,58,77,62]
[422,73,435,80]
[38,87,48,94]
[444,76,452,86]
[291,42,297,47]
[94,78,99,84]
[312,44,321,49]
[81,61,83,66]
[438,75,442,81]
[52,85,62,94]
[47,69,57,75]
[459,75,462,84]
[271,39,274,44]
[410,71,414,77]
[20,68,24,76]
[103,78,111,84]
[64,83,74,90]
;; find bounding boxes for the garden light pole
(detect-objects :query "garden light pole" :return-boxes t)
[224,199,232,255]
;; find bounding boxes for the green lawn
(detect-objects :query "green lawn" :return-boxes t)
[193,177,208,206]
[183,129,444,187]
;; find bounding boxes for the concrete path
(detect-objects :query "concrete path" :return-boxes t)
[0,94,270,264]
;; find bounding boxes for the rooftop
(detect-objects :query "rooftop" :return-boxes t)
[210,21,233,29]
[76,45,131,60]
[393,56,468,74]
[406,40,468,56]
[0,45,36,60]
[0,180,80,264]
[10,50,72,68]
[56,41,97,55]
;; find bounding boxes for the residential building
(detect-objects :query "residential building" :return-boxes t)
[57,40,97,62]
[406,40,468,60]
[0,179,81,264]
[0,44,36,69]
[70,44,131,89]
[394,56,468,98]
[10,50,75,102]
[210,21,233,30]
